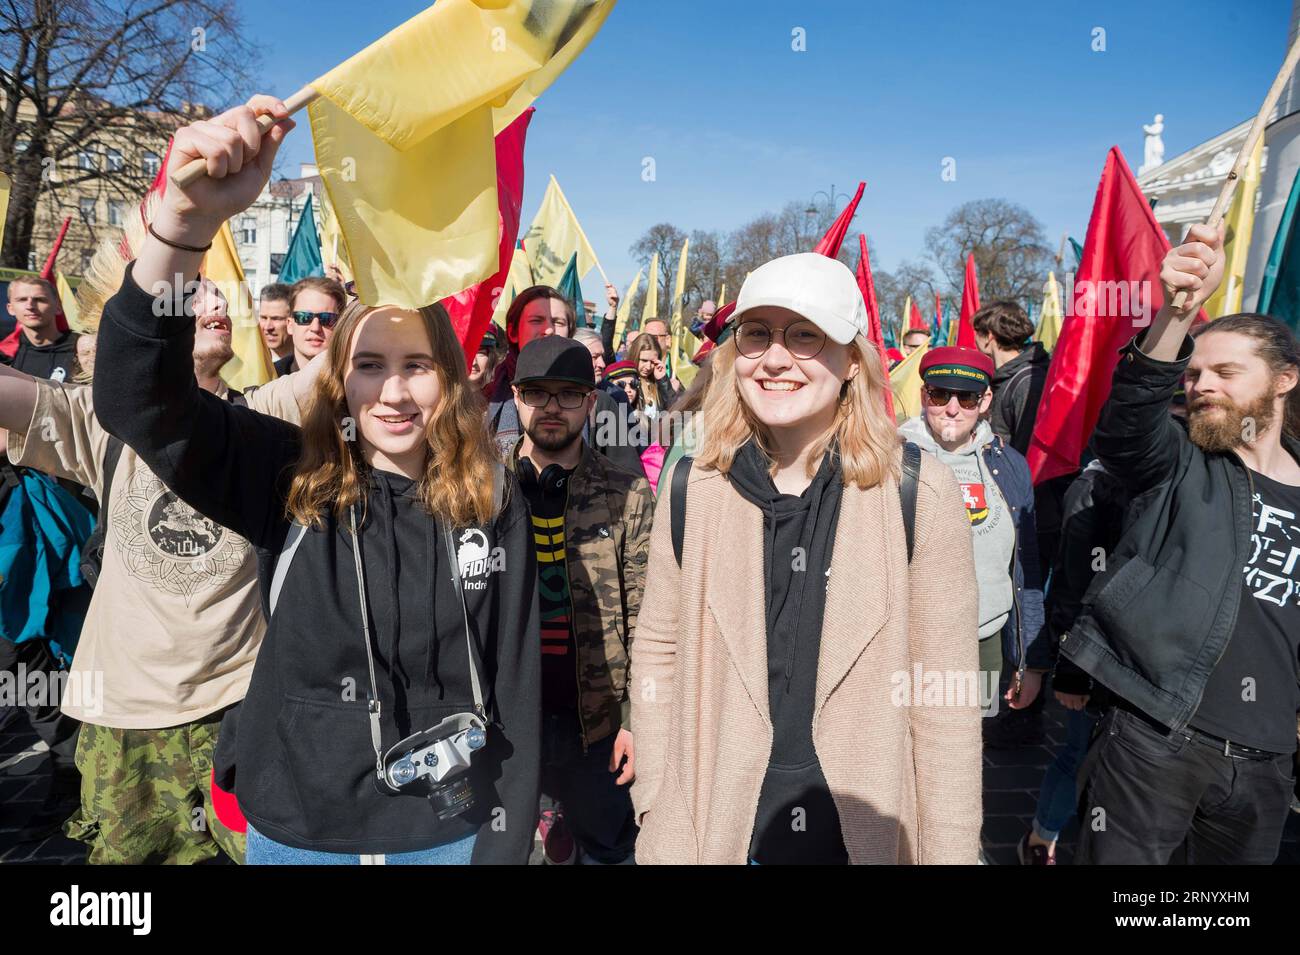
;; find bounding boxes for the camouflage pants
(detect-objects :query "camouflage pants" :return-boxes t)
[67,710,245,864]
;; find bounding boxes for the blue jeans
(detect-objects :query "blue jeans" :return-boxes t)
[1031,706,1101,842]
[246,825,476,865]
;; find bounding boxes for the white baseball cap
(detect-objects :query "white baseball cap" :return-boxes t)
[732,253,869,345]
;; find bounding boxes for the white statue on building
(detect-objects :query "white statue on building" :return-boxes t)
[1140,114,1165,173]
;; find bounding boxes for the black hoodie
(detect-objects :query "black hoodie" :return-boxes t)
[728,441,847,865]
[92,266,541,863]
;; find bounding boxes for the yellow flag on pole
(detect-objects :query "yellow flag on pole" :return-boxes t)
[206,222,275,391]
[717,283,727,308]
[1034,271,1063,351]
[1204,136,1263,319]
[671,238,689,333]
[55,271,81,331]
[889,342,929,421]
[613,267,642,350]
[522,175,602,287]
[307,0,616,309]
[642,252,660,330]
[317,190,352,284]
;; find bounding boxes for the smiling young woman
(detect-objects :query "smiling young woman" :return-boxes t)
[90,97,541,866]
[630,253,983,865]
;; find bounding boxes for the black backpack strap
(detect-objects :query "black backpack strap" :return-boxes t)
[671,455,693,567]
[900,441,921,563]
[80,436,125,589]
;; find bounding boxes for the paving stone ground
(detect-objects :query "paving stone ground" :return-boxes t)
[3,700,1296,866]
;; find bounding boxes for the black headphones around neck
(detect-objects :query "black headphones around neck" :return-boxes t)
[517,457,568,495]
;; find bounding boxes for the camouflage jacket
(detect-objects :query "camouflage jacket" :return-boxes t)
[509,439,654,747]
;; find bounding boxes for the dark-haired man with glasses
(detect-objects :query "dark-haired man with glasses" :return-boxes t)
[898,347,1047,750]
[274,276,347,376]
[508,335,654,865]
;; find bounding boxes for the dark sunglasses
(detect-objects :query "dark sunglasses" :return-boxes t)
[518,387,591,410]
[923,385,983,410]
[292,310,340,328]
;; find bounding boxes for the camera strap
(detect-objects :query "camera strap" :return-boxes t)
[348,504,489,777]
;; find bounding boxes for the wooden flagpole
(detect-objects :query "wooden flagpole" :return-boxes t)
[1171,32,1300,308]
[171,86,320,189]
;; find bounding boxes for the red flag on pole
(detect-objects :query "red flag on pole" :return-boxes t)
[855,234,895,421]
[957,253,979,347]
[908,296,927,331]
[442,107,533,369]
[1026,146,1205,484]
[813,182,865,259]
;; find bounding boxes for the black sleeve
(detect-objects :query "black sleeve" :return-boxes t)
[470,475,541,864]
[602,310,617,357]
[91,264,301,551]
[1092,334,1193,496]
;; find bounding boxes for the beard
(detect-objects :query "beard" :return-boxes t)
[1187,384,1277,452]
[525,415,584,453]
[192,334,234,376]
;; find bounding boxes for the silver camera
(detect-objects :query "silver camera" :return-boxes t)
[379,713,488,820]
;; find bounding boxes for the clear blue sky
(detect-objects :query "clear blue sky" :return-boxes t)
[246,0,1290,290]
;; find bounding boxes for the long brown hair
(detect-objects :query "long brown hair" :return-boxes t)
[287,300,500,528]
[628,331,662,382]
[696,334,900,488]
[1193,313,1300,439]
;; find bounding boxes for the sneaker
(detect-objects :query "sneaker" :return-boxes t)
[537,808,576,865]
[1017,832,1056,866]
[983,708,1046,749]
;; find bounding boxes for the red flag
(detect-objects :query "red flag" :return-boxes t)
[957,253,979,347]
[813,182,865,259]
[442,108,533,369]
[908,296,926,331]
[1026,146,1205,484]
[855,234,895,421]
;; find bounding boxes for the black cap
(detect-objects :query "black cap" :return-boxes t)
[513,335,595,388]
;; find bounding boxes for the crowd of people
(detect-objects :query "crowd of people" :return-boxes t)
[1,98,1297,866]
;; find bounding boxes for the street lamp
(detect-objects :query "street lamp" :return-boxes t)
[805,184,852,245]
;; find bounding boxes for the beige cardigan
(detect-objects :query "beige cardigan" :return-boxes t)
[630,449,982,864]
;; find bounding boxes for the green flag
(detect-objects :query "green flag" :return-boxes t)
[1069,237,1085,271]
[1256,165,1300,332]
[557,252,587,328]
[278,194,324,284]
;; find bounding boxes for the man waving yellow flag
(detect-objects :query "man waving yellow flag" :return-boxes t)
[308,0,616,308]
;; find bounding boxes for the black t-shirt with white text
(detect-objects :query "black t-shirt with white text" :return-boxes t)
[1191,469,1300,754]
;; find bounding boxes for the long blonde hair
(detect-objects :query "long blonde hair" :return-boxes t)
[287,300,500,528]
[696,334,900,488]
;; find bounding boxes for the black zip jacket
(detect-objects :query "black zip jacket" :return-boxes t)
[989,342,1050,456]
[92,266,541,862]
[1045,461,1131,698]
[729,441,848,865]
[1063,333,1300,735]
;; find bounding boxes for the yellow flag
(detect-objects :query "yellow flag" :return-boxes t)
[0,172,9,251]
[889,342,929,421]
[1204,136,1263,319]
[1034,271,1063,351]
[523,175,600,286]
[642,252,659,330]
[317,190,352,283]
[308,0,616,308]
[717,283,726,308]
[613,267,642,350]
[490,243,535,329]
[671,238,689,332]
[206,222,275,391]
[55,271,81,331]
